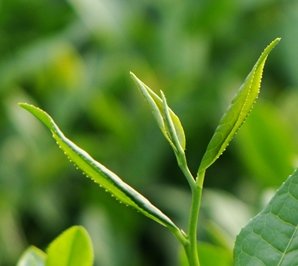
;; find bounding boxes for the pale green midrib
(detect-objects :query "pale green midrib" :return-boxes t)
[23,104,186,241]
[22,101,177,230]
[54,130,176,229]
[277,224,298,266]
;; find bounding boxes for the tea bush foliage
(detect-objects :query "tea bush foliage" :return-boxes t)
[1,1,298,265]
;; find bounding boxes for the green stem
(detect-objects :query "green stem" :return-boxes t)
[197,170,205,188]
[176,152,205,266]
[176,153,196,189]
[185,183,202,266]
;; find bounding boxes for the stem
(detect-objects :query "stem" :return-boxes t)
[176,152,196,189]
[175,151,205,266]
[177,158,205,266]
[185,183,202,266]
[197,170,205,188]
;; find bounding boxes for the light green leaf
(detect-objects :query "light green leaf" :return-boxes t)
[234,169,298,265]
[19,103,185,240]
[198,38,281,176]
[17,246,46,266]
[130,72,186,151]
[46,226,93,266]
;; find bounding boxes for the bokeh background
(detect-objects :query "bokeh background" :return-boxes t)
[1,0,298,265]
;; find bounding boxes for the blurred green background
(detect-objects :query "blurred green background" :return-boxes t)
[0,0,298,265]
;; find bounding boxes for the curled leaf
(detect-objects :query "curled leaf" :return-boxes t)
[160,90,184,153]
[130,72,186,151]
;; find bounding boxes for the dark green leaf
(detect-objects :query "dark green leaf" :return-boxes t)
[234,169,298,265]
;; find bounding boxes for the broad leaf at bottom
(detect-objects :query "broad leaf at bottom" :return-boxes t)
[234,169,298,265]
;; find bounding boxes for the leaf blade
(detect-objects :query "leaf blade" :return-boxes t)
[234,169,298,266]
[198,38,281,175]
[19,103,183,238]
[46,226,93,266]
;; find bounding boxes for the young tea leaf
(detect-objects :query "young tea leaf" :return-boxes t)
[160,90,184,154]
[19,103,185,240]
[198,38,281,176]
[17,246,46,266]
[130,72,186,151]
[234,168,298,265]
[46,226,93,266]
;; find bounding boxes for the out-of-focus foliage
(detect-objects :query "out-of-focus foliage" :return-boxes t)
[47,226,93,266]
[0,0,297,265]
[17,226,93,266]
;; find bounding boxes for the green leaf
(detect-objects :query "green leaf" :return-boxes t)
[17,246,46,266]
[46,226,93,266]
[130,72,186,151]
[198,38,281,176]
[234,169,298,265]
[19,103,184,241]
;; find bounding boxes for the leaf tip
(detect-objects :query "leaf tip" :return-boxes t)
[130,72,147,92]
[19,102,41,116]
[264,37,281,55]
[19,102,55,131]
[18,102,30,109]
[271,37,281,47]
[129,71,139,82]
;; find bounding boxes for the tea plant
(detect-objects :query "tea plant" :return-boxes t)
[17,38,298,265]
